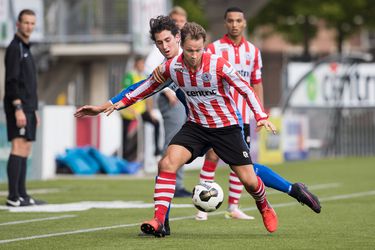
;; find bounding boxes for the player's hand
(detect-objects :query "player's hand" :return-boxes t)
[15,109,27,128]
[164,90,178,106]
[103,101,125,116]
[256,120,277,134]
[74,105,105,118]
[152,65,165,83]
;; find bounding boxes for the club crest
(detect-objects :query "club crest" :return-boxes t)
[201,72,212,82]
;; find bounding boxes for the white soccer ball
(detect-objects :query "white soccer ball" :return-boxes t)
[192,181,224,212]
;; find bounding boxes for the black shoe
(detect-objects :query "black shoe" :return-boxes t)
[6,198,21,207]
[289,183,321,213]
[164,218,171,236]
[20,196,47,206]
[174,188,192,198]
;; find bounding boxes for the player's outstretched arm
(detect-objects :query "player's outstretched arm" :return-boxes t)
[103,101,125,116]
[74,102,112,118]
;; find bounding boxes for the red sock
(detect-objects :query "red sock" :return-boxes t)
[199,160,217,182]
[228,170,244,205]
[250,176,268,212]
[154,171,176,223]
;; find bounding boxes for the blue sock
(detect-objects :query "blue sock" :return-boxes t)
[165,204,171,221]
[253,163,292,193]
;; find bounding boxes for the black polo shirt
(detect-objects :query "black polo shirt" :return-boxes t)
[4,34,38,112]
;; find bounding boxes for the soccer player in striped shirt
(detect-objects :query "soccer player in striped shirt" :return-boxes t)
[196,7,321,221]
[107,22,279,236]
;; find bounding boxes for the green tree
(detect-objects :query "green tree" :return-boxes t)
[318,0,375,53]
[249,0,375,57]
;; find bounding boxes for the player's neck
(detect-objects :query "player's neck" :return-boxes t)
[184,58,202,73]
[227,34,243,46]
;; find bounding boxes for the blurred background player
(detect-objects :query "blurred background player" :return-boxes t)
[196,7,320,221]
[144,6,192,197]
[3,9,45,207]
[120,55,161,161]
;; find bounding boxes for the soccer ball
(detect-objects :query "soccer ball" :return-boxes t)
[192,181,224,212]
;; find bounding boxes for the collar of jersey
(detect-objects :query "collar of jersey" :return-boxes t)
[222,34,245,47]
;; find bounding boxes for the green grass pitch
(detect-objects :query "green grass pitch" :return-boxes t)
[0,157,375,249]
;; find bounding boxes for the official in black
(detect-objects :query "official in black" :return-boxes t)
[3,9,45,206]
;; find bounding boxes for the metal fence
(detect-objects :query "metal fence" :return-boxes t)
[43,0,132,43]
[283,55,375,158]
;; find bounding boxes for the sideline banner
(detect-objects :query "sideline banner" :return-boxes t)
[282,115,309,161]
[287,62,375,108]
[257,116,284,165]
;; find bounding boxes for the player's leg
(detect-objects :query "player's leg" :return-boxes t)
[223,124,253,220]
[195,149,219,220]
[231,164,277,233]
[140,144,191,237]
[212,126,277,233]
[254,163,321,213]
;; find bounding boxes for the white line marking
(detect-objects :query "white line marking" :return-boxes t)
[0,215,77,226]
[0,189,61,197]
[1,190,374,244]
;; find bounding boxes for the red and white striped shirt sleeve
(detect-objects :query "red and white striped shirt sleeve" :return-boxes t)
[121,61,171,107]
[251,46,263,85]
[218,57,268,122]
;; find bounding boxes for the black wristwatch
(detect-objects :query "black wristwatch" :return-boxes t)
[14,103,23,111]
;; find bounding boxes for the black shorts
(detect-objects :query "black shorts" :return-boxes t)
[5,111,37,141]
[243,123,251,148]
[169,121,252,166]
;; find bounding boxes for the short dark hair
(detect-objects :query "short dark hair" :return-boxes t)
[18,9,35,22]
[180,22,206,45]
[224,7,245,19]
[149,15,179,42]
[134,54,144,63]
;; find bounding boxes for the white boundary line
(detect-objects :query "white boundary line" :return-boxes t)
[0,215,77,226]
[1,190,374,244]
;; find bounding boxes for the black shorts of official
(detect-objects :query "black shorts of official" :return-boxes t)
[5,111,37,141]
[169,121,252,166]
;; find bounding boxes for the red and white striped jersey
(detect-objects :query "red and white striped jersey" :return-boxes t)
[121,52,267,128]
[207,34,263,124]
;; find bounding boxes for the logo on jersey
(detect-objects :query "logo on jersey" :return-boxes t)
[243,151,249,158]
[245,53,252,61]
[201,72,212,82]
[186,89,216,97]
[237,69,250,78]
[173,62,184,73]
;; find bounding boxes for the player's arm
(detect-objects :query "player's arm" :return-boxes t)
[252,83,264,107]
[104,62,171,116]
[74,78,147,118]
[250,48,264,106]
[220,59,276,133]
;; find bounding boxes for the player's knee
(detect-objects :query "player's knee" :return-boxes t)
[206,149,219,162]
[158,156,177,173]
